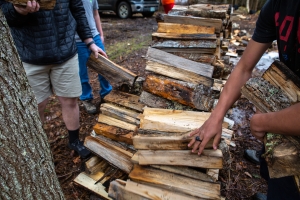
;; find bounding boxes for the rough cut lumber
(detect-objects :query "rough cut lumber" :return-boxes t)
[146,60,213,87]
[5,0,56,9]
[152,32,217,40]
[84,136,134,173]
[171,52,215,63]
[108,180,150,200]
[164,15,222,33]
[103,90,145,112]
[157,22,215,34]
[139,91,193,110]
[93,123,134,145]
[143,75,214,111]
[129,165,221,200]
[98,114,137,131]
[87,54,137,87]
[262,60,300,103]
[150,165,215,182]
[73,172,112,200]
[125,180,199,200]
[137,150,223,169]
[146,47,214,78]
[100,103,141,125]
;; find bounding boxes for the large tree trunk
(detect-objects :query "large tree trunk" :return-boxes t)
[0,11,64,199]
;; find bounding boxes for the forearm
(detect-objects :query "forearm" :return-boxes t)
[94,10,103,37]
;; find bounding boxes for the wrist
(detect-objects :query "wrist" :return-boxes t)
[86,40,95,48]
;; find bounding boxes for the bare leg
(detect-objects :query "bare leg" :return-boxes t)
[57,96,80,130]
[38,98,49,123]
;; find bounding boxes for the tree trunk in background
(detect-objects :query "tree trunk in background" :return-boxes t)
[0,10,64,200]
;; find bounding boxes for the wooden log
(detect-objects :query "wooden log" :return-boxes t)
[103,90,145,112]
[87,54,137,87]
[98,114,137,131]
[262,60,300,103]
[164,15,222,33]
[108,180,150,200]
[129,165,221,200]
[136,150,223,169]
[157,22,215,34]
[139,91,193,110]
[93,123,134,145]
[5,0,56,9]
[146,60,213,87]
[152,32,217,40]
[100,103,141,125]
[168,6,227,19]
[84,136,134,173]
[146,47,214,78]
[73,172,112,200]
[207,169,219,182]
[150,165,215,182]
[85,156,110,175]
[143,75,214,111]
[170,52,215,63]
[125,180,199,200]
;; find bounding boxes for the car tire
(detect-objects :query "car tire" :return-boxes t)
[117,1,132,19]
[142,12,154,17]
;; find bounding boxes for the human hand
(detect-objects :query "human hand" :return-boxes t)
[89,43,107,58]
[14,0,40,15]
[188,115,223,155]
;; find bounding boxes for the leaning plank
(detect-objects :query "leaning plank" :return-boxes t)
[157,22,215,34]
[87,54,137,87]
[164,15,222,33]
[143,74,214,111]
[94,123,134,145]
[146,60,213,87]
[129,165,221,200]
[150,165,215,182]
[152,32,217,40]
[137,150,223,169]
[73,172,112,200]
[125,180,199,200]
[108,180,150,200]
[146,47,214,78]
[98,114,137,131]
[262,60,300,103]
[103,90,145,112]
[100,103,141,125]
[5,0,56,9]
[84,136,133,173]
[171,52,215,64]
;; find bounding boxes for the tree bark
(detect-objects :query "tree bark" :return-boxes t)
[0,10,64,199]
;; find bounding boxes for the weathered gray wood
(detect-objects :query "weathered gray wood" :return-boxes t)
[87,54,137,87]
[146,47,213,78]
[164,15,222,33]
[5,0,56,9]
[170,52,215,63]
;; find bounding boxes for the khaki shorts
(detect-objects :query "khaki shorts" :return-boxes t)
[23,55,82,104]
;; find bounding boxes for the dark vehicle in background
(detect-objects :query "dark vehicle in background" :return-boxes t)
[98,0,160,18]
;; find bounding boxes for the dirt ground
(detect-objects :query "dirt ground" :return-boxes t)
[43,10,268,200]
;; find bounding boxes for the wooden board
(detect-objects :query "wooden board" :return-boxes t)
[103,90,145,112]
[84,136,134,173]
[164,15,222,33]
[93,123,134,145]
[87,54,137,87]
[129,165,221,200]
[143,75,214,111]
[5,0,56,9]
[146,47,214,78]
[157,22,215,34]
[136,150,223,169]
[100,103,141,125]
[169,7,227,19]
[146,60,213,87]
[98,114,137,131]
[73,172,111,200]
[152,32,217,40]
[170,52,215,63]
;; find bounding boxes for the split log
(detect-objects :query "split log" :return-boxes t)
[146,47,214,78]
[262,60,300,103]
[152,32,217,40]
[100,103,141,125]
[125,180,199,200]
[169,7,227,19]
[163,15,222,33]
[157,22,215,34]
[136,150,223,169]
[143,74,214,111]
[84,136,134,173]
[98,114,137,131]
[129,165,221,200]
[103,90,145,112]
[170,52,215,63]
[87,54,137,87]
[93,123,134,145]
[85,156,110,175]
[5,0,56,9]
[207,169,219,182]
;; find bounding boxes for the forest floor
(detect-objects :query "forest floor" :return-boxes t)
[43,9,269,200]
